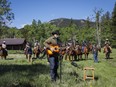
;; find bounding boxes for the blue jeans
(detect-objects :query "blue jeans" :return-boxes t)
[48,56,59,81]
[93,53,98,63]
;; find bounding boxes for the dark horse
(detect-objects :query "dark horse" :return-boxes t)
[0,46,8,59]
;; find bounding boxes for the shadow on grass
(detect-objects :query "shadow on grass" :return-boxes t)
[94,76,99,81]
[105,57,114,59]
[5,58,14,60]
[0,63,49,76]
[84,76,99,81]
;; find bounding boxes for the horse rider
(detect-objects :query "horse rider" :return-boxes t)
[103,43,112,59]
[43,30,61,82]
[105,38,110,45]
[2,41,8,56]
[34,40,40,50]
[34,40,40,47]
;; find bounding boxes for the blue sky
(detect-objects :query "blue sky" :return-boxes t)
[9,0,116,29]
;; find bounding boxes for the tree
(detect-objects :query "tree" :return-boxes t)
[0,0,14,25]
[86,17,91,29]
[111,2,116,47]
[0,0,14,38]
[94,8,103,47]
[101,11,112,46]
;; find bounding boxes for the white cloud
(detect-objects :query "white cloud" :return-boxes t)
[20,23,31,28]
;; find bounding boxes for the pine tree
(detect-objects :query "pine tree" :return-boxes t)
[111,2,116,47]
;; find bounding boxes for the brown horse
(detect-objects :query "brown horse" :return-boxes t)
[83,45,90,59]
[0,46,8,59]
[103,44,112,59]
[64,44,80,61]
[88,43,93,53]
[33,45,42,58]
[74,44,82,60]
[64,45,73,61]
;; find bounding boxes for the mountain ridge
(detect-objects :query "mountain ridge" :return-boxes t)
[49,18,95,28]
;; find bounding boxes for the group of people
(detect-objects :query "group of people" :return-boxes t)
[91,39,112,63]
[1,30,112,82]
[43,30,112,82]
[24,40,41,62]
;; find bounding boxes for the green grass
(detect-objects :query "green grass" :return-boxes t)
[0,49,116,87]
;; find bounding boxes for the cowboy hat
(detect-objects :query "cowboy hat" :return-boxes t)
[52,30,60,35]
[106,38,108,40]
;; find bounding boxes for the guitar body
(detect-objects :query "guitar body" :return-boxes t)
[47,45,60,55]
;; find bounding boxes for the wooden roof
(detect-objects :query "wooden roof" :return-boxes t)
[0,38,26,45]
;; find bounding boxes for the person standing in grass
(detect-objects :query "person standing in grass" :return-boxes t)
[43,30,61,82]
[92,43,101,63]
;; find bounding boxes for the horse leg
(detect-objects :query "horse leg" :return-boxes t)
[74,54,77,61]
[26,54,28,59]
[28,54,32,62]
[1,56,3,59]
[84,54,86,60]
[36,51,40,58]
[87,53,89,59]
[85,53,88,60]
[4,56,6,60]
[77,54,79,61]
[107,52,110,59]
[106,53,108,59]
[69,55,71,61]
[65,54,67,60]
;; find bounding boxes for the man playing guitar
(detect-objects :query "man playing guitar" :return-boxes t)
[43,30,61,82]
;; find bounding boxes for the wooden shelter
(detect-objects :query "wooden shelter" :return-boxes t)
[0,38,26,50]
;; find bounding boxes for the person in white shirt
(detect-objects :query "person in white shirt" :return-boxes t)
[2,41,6,49]
[1,41,8,56]
[34,40,40,47]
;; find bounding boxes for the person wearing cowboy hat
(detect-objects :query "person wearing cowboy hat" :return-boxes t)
[105,38,110,45]
[43,30,61,82]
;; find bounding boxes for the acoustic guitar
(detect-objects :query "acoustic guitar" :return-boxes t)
[47,45,60,55]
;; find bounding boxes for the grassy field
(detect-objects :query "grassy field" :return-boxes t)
[0,49,116,87]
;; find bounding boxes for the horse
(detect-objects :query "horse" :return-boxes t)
[33,45,42,58]
[24,47,28,59]
[103,44,112,59]
[74,44,82,60]
[83,45,90,59]
[88,43,93,53]
[64,45,74,61]
[0,46,8,59]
